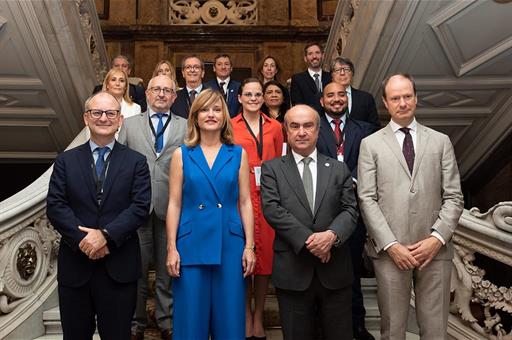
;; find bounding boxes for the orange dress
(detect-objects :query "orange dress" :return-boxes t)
[231,113,284,275]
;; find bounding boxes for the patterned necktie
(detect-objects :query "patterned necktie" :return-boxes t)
[155,113,165,153]
[301,157,314,212]
[313,73,321,93]
[95,147,109,177]
[219,81,226,99]
[400,127,415,174]
[333,118,344,146]
[189,89,196,103]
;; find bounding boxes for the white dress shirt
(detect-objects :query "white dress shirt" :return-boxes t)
[291,148,318,208]
[346,85,352,114]
[308,68,322,92]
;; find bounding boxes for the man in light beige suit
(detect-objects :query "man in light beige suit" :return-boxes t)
[357,74,464,340]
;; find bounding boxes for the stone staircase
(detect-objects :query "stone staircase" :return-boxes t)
[33,278,419,339]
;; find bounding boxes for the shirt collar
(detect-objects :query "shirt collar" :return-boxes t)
[291,148,318,166]
[345,85,352,94]
[389,118,417,133]
[217,77,230,85]
[148,106,170,117]
[187,84,203,93]
[308,68,321,79]
[325,113,347,126]
[89,139,115,153]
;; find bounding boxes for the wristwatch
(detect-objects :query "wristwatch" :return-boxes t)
[100,228,112,245]
[245,244,256,252]
[327,230,341,247]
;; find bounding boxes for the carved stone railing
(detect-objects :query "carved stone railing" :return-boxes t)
[169,0,258,25]
[449,202,512,339]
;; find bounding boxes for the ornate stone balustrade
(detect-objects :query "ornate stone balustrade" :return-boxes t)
[169,0,258,25]
[449,202,512,339]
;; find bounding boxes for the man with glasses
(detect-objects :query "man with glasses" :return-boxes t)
[330,57,380,131]
[118,75,187,340]
[47,91,151,340]
[171,55,209,118]
[358,74,463,340]
[290,42,332,114]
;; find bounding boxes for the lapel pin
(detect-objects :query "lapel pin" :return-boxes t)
[325,162,330,167]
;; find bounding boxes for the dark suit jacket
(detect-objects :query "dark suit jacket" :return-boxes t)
[261,152,358,291]
[350,87,380,131]
[93,83,147,112]
[204,79,241,117]
[170,84,210,118]
[317,115,373,179]
[290,70,331,113]
[46,141,151,287]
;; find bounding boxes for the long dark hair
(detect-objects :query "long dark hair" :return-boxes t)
[261,80,289,122]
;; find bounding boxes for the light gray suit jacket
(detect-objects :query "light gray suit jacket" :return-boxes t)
[118,111,187,220]
[357,122,464,260]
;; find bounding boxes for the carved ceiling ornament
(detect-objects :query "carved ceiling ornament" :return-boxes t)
[169,0,258,25]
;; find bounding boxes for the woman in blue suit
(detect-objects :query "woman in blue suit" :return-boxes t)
[166,89,256,340]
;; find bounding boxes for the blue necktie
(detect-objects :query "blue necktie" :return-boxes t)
[155,113,165,153]
[95,147,109,178]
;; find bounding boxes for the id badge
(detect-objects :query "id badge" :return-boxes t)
[254,166,262,187]
[337,154,344,162]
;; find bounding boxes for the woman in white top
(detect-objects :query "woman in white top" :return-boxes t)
[102,68,141,118]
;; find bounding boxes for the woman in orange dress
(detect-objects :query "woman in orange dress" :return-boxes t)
[231,78,284,340]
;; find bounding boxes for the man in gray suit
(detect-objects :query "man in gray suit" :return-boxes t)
[357,74,464,340]
[118,75,187,340]
[261,105,358,340]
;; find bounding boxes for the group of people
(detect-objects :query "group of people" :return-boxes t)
[46,41,464,340]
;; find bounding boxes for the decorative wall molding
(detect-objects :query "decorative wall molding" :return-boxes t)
[169,0,258,25]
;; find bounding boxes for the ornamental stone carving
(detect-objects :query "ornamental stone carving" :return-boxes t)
[450,202,512,339]
[0,215,59,314]
[169,0,258,25]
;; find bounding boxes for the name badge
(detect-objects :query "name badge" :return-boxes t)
[254,166,262,187]
[337,154,344,162]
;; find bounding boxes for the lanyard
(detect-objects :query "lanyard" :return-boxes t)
[92,151,112,204]
[148,113,172,151]
[242,113,263,161]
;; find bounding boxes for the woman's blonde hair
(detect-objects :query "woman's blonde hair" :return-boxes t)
[185,89,234,147]
[102,69,132,104]
[152,60,177,85]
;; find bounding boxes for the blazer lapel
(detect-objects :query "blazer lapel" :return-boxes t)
[187,146,222,201]
[158,114,180,158]
[343,119,356,161]
[411,123,429,183]
[313,154,332,216]
[142,112,157,157]
[381,124,411,178]
[76,142,98,204]
[319,115,338,158]
[281,154,313,217]
[303,72,318,95]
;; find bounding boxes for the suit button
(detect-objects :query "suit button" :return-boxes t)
[198,204,205,209]
[217,203,222,208]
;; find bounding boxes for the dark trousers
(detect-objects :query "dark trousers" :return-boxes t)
[59,263,137,340]
[276,274,352,340]
[349,218,368,330]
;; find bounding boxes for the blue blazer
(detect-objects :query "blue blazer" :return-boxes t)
[205,79,241,117]
[47,141,151,287]
[317,114,373,179]
[176,144,245,265]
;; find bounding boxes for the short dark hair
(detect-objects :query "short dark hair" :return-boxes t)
[181,55,204,69]
[381,73,417,99]
[304,42,324,56]
[331,57,355,75]
[213,54,232,65]
[239,77,264,95]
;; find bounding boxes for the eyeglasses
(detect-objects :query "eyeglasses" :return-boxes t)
[242,92,263,98]
[149,87,175,95]
[387,94,415,104]
[332,67,352,74]
[87,109,120,119]
[184,65,202,71]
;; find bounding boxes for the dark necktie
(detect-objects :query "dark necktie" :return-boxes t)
[400,127,415,174]
[189,90,196,103]
[219,81,226,99]
[313,73,321,93]
[301,157,314,212]
[95,147,109,177]
[333,118,344,146]
[155,113,165,153]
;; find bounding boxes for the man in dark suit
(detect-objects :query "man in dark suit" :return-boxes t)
[290,42,332,113]
[261,104,358,340]
[46,91,151,340]
[170,55,209,118]
[204,54,241,117]
[330,57,380,130]
[316,82,375,340]
[93,55,147,112]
